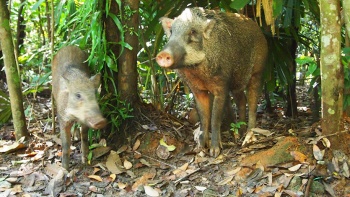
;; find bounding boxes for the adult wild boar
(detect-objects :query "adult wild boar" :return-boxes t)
[156,8,268,157]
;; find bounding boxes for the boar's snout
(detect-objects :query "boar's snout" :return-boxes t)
[86,117,107,130]
[156,51,174,68]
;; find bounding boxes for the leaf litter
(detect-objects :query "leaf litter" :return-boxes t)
[0,87,349,196]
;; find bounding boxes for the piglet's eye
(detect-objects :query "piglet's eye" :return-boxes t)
[75,93,81,99]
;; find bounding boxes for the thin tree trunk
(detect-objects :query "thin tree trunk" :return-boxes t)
[15,0,26,55]
[320,0,344,149]
[103,0,119,97]
[286,39,298,118]
[343,0,350,41]
[0,0,28,139]
[118,0,140,104]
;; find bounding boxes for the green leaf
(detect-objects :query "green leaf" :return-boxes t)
[0,90,11,124]
[159,138,176,151]
[273,0,283,17]
[31,0,45,10]
[229,0,250,10]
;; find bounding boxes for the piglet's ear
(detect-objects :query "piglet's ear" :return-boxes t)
[160,17,174,38]
[204,19,216,39]
[90,73,101,89]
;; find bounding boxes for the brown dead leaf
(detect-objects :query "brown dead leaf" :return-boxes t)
[313,144,324,161]
[91,146,112,160]
[93,168,100,175]
[117,182,127,189]
[144,185,160,197]
[288,164,302,172]
[131,172,155,191]
[133,139,141,151]
[251,128,272,136]
[124,159,133,170]
[89,185,98,192]
[290,151,308,163]
[134,151,142,159]
[116,145,128,154]
[217,176,233,185]
[11,184,22,194]
[0,137,26,153]
[173,163,189,175]
[88,175,103,182]
[140,159,151,167]
[106,151,124,174]
[109,174,116,182]
[226,167,241,176]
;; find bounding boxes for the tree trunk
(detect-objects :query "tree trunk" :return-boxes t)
[343,0,350,41]
[103,0,119,96]
[117,0,140,104]
[320,0,344,149]
[343,0,350,116]
[0,0,28,139]
[286,39,298,118]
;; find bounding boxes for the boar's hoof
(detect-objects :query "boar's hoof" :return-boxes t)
[210,147,221,158]
[199,132,209,148]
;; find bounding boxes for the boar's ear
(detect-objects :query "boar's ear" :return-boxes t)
[203,19,216,39]
[90,73,101,89]
[160,17,173,38]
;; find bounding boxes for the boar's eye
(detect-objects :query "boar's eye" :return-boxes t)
[190,29,197,35]
[75,93,82,100]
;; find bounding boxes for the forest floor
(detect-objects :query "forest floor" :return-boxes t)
[0,85,350,197]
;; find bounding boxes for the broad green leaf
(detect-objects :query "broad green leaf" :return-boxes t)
[273,0,283,17]
[229,0,250,10]
[31,0,45,10]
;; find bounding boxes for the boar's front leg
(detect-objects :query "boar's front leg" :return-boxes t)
[193,90,211,149]
[210,92,226,157]
[80,125,89,164]
[60,119,74,170]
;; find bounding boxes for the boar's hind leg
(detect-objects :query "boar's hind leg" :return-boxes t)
[232,91,247,137]
[80,125,89,164]
[246,73,263,133]
[60,120,74,170]
[193,90,211,149]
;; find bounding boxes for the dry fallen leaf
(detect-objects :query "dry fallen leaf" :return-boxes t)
[110,174,116,182]
[321,137,331,148]
[242,130,255,146]
[116,145,128,154]
[117,182,127,189]
[140,159,151,167]
[88,175,103,182]
[144,185,160,197]
[173,162,189,175]
[313,144,324,161]
[0,137,26,153]
[131,172,155,191]
[194,186,207,191]
[288,164,302,172]
[217,176,233,185]
[106,151,124,174]
[124,159,133,170]
[251,128,272,136]
[93,168,100,175]
[133,139,141,151]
